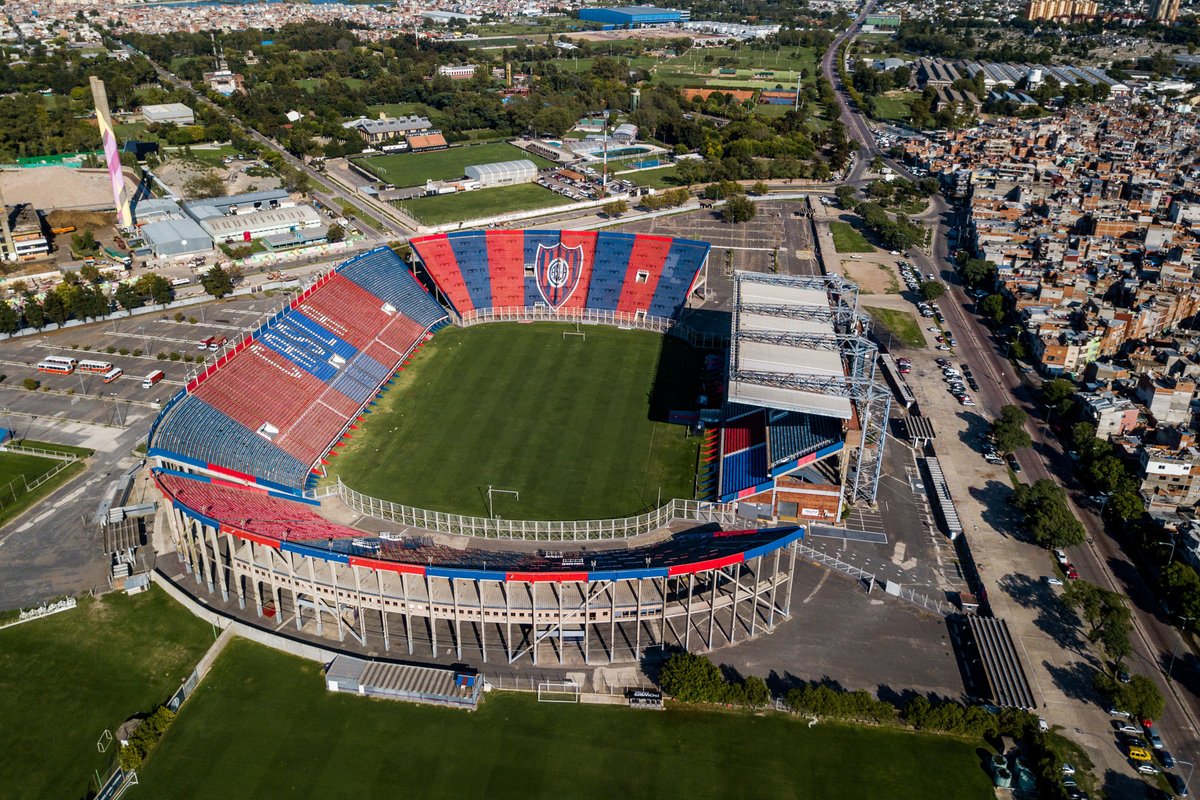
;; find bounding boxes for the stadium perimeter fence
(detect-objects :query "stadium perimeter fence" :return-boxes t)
[330,478,739,541]
[451,306,728,349]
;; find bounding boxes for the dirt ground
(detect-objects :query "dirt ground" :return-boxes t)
[837,258,901,296]
[154,157,280,199]
[0,167,136,211]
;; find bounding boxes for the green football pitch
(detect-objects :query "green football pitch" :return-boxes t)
[354,142,555,187]
[137,639,996,800]
[0,587,212,800]
[329,323,700,520]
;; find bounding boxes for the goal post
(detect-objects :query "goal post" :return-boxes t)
[537,680,581,703]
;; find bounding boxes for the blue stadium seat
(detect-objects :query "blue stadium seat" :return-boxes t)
[447,233,492,311]
[649,241,709,318]
[340,248,447,328]
[767,410,843,467]
[151,394,309,488]
[719,444,769,501]
[586,232,637,312]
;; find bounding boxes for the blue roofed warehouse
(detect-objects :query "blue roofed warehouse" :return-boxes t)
[577,6,685,27]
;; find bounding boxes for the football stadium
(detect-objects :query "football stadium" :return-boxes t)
[148,230,890,665]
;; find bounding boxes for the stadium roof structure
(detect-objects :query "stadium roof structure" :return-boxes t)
[727,275,856,419]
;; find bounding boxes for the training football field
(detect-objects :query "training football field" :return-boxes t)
[330,323,700,520]
[136,640,996,800]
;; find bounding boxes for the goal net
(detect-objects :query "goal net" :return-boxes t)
[537,680,581,703]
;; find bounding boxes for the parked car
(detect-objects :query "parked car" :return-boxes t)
[1137,763,1161,775]
[1147,729,1163,750]
[1066,565,1079,580]
[1127,746,1153,762]
[1168,773,1189,797]
[1045,576,1064,586]
[1061,763,1076,776]
[1054,549,1069,565]
[1006,454,1022,473]
[1158,750,1175,768]
[1107,707,1131,718]
[1118,669,1131,684]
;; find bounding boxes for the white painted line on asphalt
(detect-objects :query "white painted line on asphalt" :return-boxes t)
[803,569,831,604]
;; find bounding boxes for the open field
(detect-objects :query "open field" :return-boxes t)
[138,639,995,800]
[865,306,925,348]
[871,92,917,123]
[354,142,554,187]
[296,77,367,93]
[0,588,212,799]
[829,221,875,253]
[330,323,699,519]
[397,183,572,225]
[0,449,86,529]
[622,164,681,189]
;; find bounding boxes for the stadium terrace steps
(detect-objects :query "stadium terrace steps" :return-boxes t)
[151,395,308,488]
[766,409,843,467]
[151,247,447,491]
[157,470,801,576]
[411,229,708,319]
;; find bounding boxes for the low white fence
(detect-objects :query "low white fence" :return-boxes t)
[455,305,675,333]
[335,479,737,541]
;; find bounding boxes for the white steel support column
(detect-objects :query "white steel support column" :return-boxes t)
[425,573,437,658]
[400,573,414,655]
[504,581,512,663]
[376,568,390,651]
[769,548,781,628]
[634,578,643,659]
[227,534,245,609]
[784,543,798,616]
[330,563,344,642]
[530,582,538,666]
[684,574,695,650]
[556,582,564,666]
[451,578,462,661]
[659,577,668,647]
[609,581,616,664]
[306,557,323,636]
[729,562,742,645]
[478,580,487,663]
[750,556,763,636]
[584,582,591,665]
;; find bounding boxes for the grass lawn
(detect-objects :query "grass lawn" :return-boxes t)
[829,221,875,253]
[397,183,571,226]
[0,450,86,529]
[330,323,699,519]
[871,92,917,123]
[10,438,94,458]
[183,143,239,167]
[332,198,384,232]
[623,164,681,189]
[297,77,366,93]
[366,102,437,120]
[0,587,212,799]
[354,142,554,188]
[865,306,926,348]
[138,639,995,800]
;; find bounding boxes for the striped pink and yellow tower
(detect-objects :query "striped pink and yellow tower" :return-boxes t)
[89,76,132,227]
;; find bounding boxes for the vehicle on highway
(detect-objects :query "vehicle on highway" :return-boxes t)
[1045,576,1064,586]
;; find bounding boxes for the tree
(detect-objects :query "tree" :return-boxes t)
[1162,562,1200,627]
[750,181,769,196]
[1121,674,1165,721]
[992,405,1032,454]
[834,184,856,209]
[200,265,234,299]
[601,200,629,218]
[114,283,144,313]
[658,652,726,703]
[704,180,743,201]
[721,195,756,224]
[959,258,995,288]
[919,281,945,302]
[79,262,103,285]
[0,302,19,335]
[136,274,174,306]
[42,292,68,327]
[1087,456,1127,495]
[326,223,346,243]
[1100,620,1133,666]
[1012,478,1086,548]
[1040,378,1076,413]
[979,294,1004,326]
[22,299,45,330]
[1062,580,1130,644]
[183,171,226,199]
[1070,422,1098,455]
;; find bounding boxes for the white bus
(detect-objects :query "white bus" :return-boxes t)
[102,367,123,384]
[78,359,114,373]
[37,359,75,375]
[42,355,78,368]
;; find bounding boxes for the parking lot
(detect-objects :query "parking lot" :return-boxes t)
[0,294,295,431]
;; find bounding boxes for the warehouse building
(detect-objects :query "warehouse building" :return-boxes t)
[141,103,195,125]
[183,189,292,220]
[577,6,687,27]
[464,159,538,188]
[136,198,213,259]
[200,205,326,245]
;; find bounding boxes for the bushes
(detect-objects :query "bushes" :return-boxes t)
[21,377,39,391]
[657,653,769,707]
[785,684,895,724]
[118,706,176,771]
